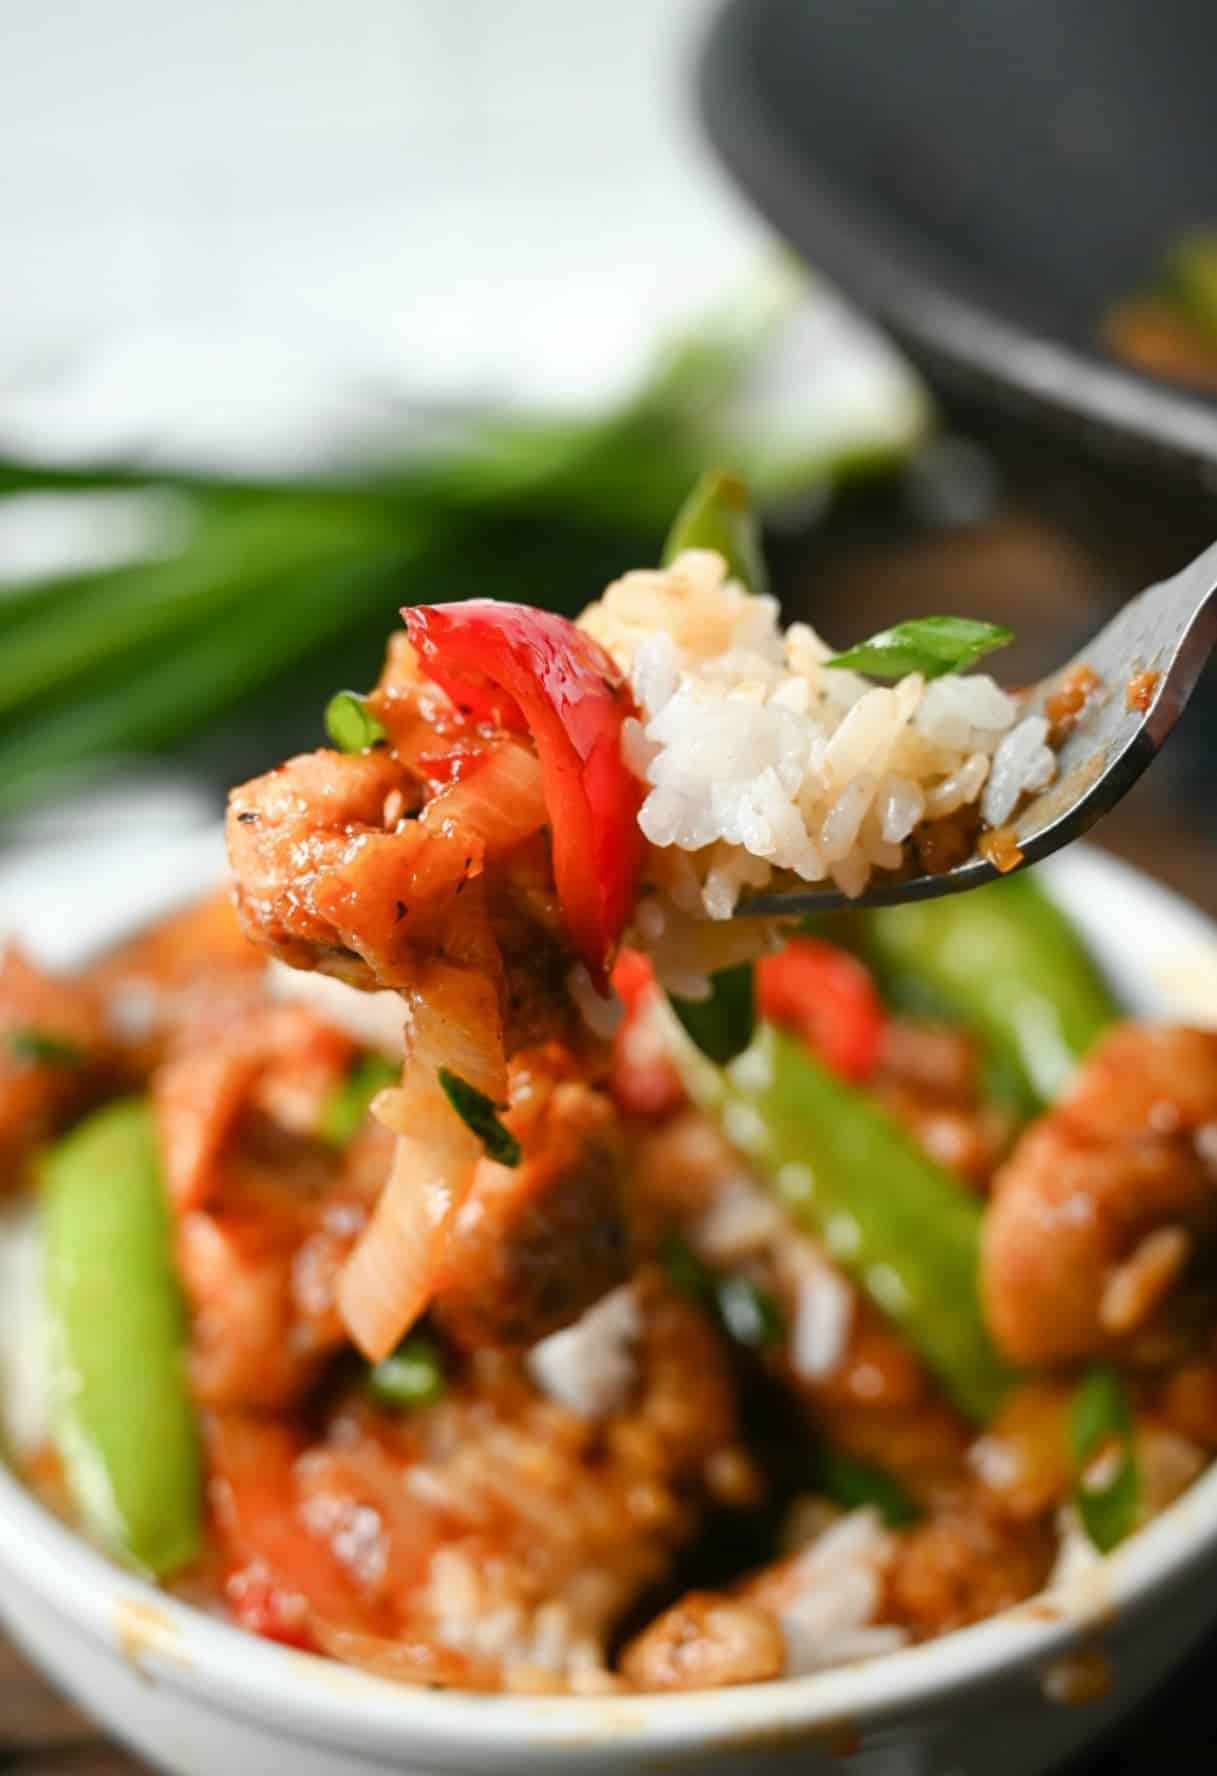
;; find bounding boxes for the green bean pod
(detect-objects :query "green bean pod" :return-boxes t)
[677,1019,1016,1422]
[42,1099,201,1576]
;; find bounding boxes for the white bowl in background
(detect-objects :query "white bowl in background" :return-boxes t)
[2,828,1217,1776]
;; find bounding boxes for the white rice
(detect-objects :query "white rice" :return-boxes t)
[527,1284,641,1418]
[787,1255,855,1383]
[579,548,1057,926]
[749,1507,908,1677]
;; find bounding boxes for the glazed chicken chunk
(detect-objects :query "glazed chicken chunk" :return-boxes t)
[982,1025,1217,1365]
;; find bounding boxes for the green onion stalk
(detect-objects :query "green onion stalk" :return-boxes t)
[0,266,929,823]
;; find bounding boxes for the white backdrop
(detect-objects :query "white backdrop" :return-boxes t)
[0,0,765,466]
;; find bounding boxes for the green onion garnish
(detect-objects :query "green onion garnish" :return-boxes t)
[324,689,388,753]
[669,963,756,1067]
[715,1272,784,1349]
[661,468,769,598]
[317,1052,399,1148]
[661,1233,713,1303]
[1070,1364,1139,1553]
[437,1067,521,1167]
[367,1334,446,1409]
[814,1443,920,1527]
[4,1028,85,1067]
[662,1235,783,1351]
[824,616,1013,681]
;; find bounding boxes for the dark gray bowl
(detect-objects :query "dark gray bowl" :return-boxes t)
[700,0,1217,488]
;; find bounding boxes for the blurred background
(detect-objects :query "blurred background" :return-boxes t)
[2,3,1217,1766]
[2,0,1215,911]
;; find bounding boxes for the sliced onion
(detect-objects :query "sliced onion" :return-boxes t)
[420,740,547,857]
[337,960,507,1360]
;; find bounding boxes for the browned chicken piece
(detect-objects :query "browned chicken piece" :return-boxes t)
[225,706,608,1365]
[967,1381,1075,1524]
[226,749,480,989]
[151,994,370,1408]
[885,1500,1054,1637]
[873,1018,1014,1186]
[432,1059,629,1349]
[619,1592,785,1690]
[182,1119,399,1411]
[0,943,110,1182]
[87,890,271,1085]
[178,1148,344,1410]
[1158,1349,1217,1452]
[876,1018,980,1100]
[982,1025,1217,1366]
[152,1000,355,1213]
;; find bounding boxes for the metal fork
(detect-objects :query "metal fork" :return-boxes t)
[741,537,1217,917]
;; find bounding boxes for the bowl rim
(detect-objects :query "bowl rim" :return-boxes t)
[698,0,1217,494]
[3,828,1217,1760]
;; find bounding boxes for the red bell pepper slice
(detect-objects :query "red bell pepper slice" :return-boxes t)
[403,601,643,980]
[207,1416,381,1651]
[756,937,886,1081]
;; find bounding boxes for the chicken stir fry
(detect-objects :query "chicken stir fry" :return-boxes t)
[7,487,1217,1694]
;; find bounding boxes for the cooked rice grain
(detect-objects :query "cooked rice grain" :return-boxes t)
[579,549,1055,931]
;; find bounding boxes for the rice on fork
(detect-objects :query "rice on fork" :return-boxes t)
[584,547,1056,994]
[225,488,1057,1364]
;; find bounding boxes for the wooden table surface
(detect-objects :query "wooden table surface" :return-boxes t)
[5,417,1217,1772]
[0,1633,128,1774]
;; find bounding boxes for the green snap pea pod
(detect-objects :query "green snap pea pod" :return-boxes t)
[661,468,768,597]
[678,1020,1016,1421]
[42,1099,201,1576]
[859,873,1119,1113]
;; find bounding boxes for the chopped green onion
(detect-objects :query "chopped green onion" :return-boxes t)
[715,1272,784,1349]
[814,1444,920,1527]
[367,1334,446,1409]
[324,689,387,753]
[669,964,756,1068]
[661,468,769,597]
[317,1052,399,1147]
[824,616,1013,681]
[661,1233,713,1303]
[5,1028,85,1067]
[1070,1364,1139,1553]
[437,1067,521,1167]
[661,1235,783,1351]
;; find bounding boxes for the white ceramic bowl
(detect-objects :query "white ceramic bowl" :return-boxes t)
[3,828,1217,1776]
